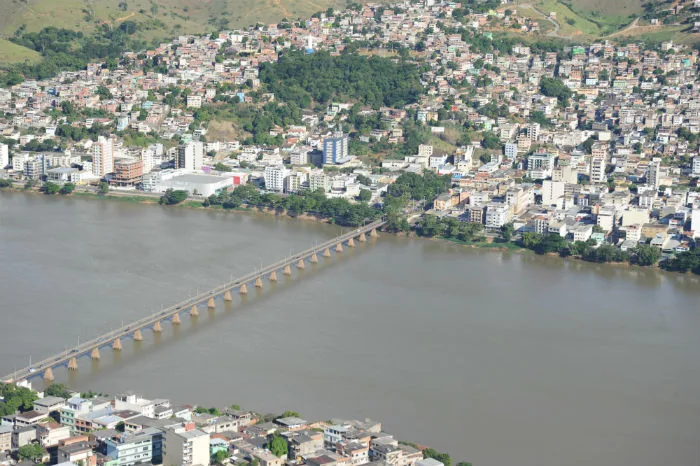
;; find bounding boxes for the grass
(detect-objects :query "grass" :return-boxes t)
[0,0,360,43]
[0,39,41,64]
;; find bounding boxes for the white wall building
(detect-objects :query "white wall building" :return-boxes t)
[264,165,289,192]
[177,142,204,172]
[485,203,511,229]
[541,180,565,206]
[693,156,700,176]
[92,136,114,178]
[590,155,607,183]
[0,143,8,169]
[691,209,700,239]
[164,426,210,466]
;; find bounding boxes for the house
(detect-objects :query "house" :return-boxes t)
[274,417,308,432]
[33,397,67,415]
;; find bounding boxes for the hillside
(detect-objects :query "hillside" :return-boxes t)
[0,0,351,62]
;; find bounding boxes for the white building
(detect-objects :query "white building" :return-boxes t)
[541,180,565,206]
[177,142,204,172]
[485,203,511,229]
[527,123,540,141]
[691,209,700,239]
[590,155,607,183]
[647,157,661,189]
[527,153,555,179]
[114,393,157,418]
[163,426,210,466]
[309,171,330,192]
[156,173,234,197]
[692,156,700,176]
[504,143,518,159]
[92,136,114,178]
[264,165,289,192]
[0,143,8,168]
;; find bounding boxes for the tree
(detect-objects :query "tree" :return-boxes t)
[357,189,371,203]
[356,174,372,186]
[480,132,501,150]
[159,189,188,205]
[213,449,230,463]
[43,181,60,195]
[45,383,72,398]
[98,182,109,195]
[214,162,232,172]
[17,443,43,461]
[423,448,451,466]
[268,434,288,457]
[539,77,572,107]
[59,182,75,195]
[499,223,514,242]
[0,383,38,416]
[633,245,662,266]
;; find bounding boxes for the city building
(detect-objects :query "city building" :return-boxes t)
[0,143,8,169]
[648,158,661,189]
[323,134,350,165]
[527,153,555,179]
[102,427,163,465]
[113,160,144,187]
[163,425,210,466]
[264,165,289,192]
[590,155,607,184]
[177,142,204,172]
[485,203,511,229]
[92,136,114,178]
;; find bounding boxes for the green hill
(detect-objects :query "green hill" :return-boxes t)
[0,0,349,44]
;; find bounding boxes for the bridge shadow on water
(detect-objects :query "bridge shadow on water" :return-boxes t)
[56,238,376,389]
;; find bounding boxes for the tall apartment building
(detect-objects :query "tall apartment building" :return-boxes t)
[693,156,700,176]
[163,426,210,466]
[0,143,8,168]
[177,142,204,172]
[527,153,554,179]
[647,157,661,189]
[691,208,700,239]
[113,160,144,187]
[264,165,289,192]
[309,171,330,192]
[92,136,114,178]
[526,123,540,141]
[590,155,607,183]
[323,134,349,165]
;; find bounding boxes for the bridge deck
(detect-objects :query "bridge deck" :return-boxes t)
[2,220,385,384]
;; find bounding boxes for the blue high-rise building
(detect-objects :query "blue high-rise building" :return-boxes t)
[323,135,349,165]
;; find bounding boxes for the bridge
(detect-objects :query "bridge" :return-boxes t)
[2,219,385,385]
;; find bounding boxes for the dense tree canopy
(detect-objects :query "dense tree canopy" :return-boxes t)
[259,51,423,109]
[0,383,38,416]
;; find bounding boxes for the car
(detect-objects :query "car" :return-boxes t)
[28,368,35,373]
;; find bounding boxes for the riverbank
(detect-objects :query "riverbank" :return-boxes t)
[3,186,696,277]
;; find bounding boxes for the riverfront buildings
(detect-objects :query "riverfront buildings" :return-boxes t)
[0,0,698,260]
[0,384,448,466]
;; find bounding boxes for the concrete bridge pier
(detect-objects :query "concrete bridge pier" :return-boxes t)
[43,368,54,382]
[190,305,199,317]
[239,283,248,294]
[297,259,305,269]
[153,321,163,333]
[207,297,216,309]
[310,253,318,264]
[224,290,232,302]
[370,229,378,238]
[323,248,331,258]
[255,277,263,288]
[359,232,367,242]
[348,238,356,248]
[172,313,181,325]
[269,271,277,282]
[113,339,122,351]
[336,243,343,253]
[284,265,292,276]
[68,358,78,371]
[133,329,143,341]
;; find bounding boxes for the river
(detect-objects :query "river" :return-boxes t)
[1,191,699,466]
